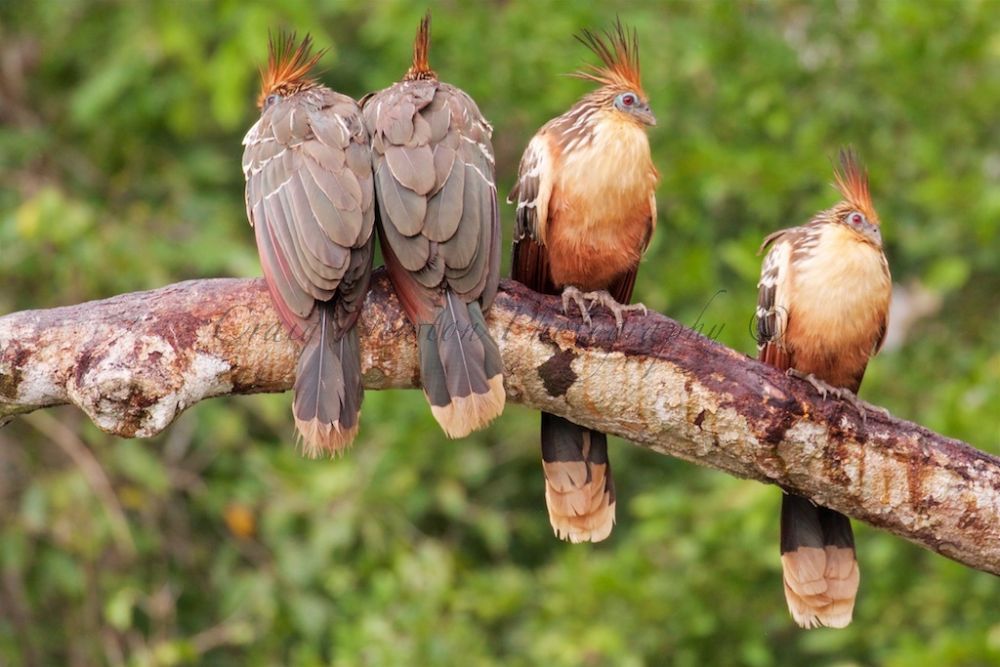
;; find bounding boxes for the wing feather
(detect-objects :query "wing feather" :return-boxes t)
[424,150,464,242]
[243,88,375,334]
[385,144,436,196]
[756,231,794,370]
[375,160,428,236]
[365,80,499,315]
[510,133,557,294]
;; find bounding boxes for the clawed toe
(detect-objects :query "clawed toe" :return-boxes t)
[787,368,873,422]
[787,368,830,399]
[590,291,648,331]
[559,287,650,332]
[561,286,593,326]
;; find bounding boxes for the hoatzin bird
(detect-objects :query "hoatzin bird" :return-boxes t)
[242,34,375,456]
[362,14,504,438]
[756,149,891,628]
[509,22,659,543]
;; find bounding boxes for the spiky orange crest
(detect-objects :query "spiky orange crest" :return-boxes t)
[257,33,324,109]
[573,19,644,95]
[833,148,879,224]
[403,12,437,82]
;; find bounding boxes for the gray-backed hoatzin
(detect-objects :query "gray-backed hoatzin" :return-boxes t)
[756,149,891,628]
[362,14,505,438]
[243,35,375,456]
[509,21,659,542]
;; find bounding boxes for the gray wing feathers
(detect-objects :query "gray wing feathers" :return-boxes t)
[364,80,499,308]
[423,146,463,241]
[243,89,375,336]
[385,145,436,196]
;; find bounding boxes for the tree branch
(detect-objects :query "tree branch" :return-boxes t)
[1,272,998,575]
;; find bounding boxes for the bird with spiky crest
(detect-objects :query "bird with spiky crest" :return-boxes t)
[508,20,659,544]
[756,149,891,628]
[242,34,375,456]
[362,13,505,438]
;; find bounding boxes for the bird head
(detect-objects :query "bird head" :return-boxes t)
[403,12,437,82]
[257,33,324,111]
[831,148,882,247]
[573,20,655,127]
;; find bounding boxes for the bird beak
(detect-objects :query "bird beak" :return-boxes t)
[635,105,657,127]
[864,222,883,247]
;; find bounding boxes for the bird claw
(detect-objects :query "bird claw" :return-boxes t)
[869,404,891,419]
[560,287,648,333]
[561,286,593,326]
[786,369,878,424]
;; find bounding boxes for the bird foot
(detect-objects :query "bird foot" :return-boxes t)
[561,286,594,326]
[560,287,648,333]
[785,369,884,424]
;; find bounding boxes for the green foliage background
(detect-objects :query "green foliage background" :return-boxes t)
[1,1,999,665]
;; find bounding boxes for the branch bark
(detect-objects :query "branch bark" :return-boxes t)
[1,272,998,575]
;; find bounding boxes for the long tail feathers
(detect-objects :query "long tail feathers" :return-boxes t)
[419,291,505,438]
[780,493,860,629]
[292,308,363,457]
[541,413,616,543]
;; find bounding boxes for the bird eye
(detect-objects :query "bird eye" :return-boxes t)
[615,92,639,110]
[264,94,281,109]
[849,212,866,225]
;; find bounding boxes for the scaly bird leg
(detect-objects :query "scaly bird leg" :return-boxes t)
[786,369,889,423]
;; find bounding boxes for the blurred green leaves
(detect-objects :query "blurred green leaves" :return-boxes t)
[1,0,999,665]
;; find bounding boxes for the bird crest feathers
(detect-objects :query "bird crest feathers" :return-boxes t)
[404,12,437,81]
[572,19,644,95]
[258,32,324,109]
[833,148,878,224]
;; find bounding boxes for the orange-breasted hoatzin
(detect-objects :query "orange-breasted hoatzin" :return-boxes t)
[242,35,375,456]
[756,149,891,628]
[362,14,504,438]
[509,22,659,543]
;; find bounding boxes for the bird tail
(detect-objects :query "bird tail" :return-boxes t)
[780,493,859,629]
[292,305,363,457]
[418,290,505,438]
[541,413,616,543]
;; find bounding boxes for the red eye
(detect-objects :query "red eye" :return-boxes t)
[623,94,635,106]
[849,212,865,225]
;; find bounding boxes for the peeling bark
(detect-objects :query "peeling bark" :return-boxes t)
[1,271,998,575]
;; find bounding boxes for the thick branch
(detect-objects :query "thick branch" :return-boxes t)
[1,272,998,575]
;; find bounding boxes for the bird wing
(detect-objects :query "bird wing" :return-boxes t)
[243,90,375,337]
[510,132,557,294]
[756,228,795,370]
[364,81,500,321]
